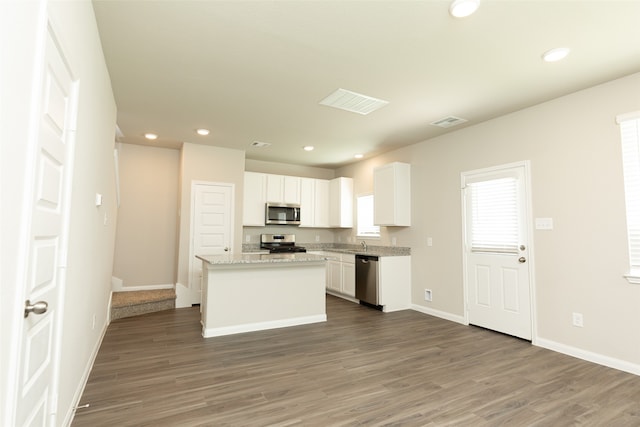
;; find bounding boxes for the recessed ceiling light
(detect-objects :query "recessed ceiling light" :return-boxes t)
[542,47,570,62]
[196,128,210,136]
[144,133,158,140]
[354,154,364,159]
[303,146,314,151]
[449,0,480,18]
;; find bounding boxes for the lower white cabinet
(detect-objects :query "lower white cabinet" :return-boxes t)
[378,256,411,312]
[311,251,355,298]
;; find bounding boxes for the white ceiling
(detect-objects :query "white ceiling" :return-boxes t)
[93,0,640,169]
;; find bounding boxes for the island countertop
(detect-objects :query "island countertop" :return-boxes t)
[196,252,328,265]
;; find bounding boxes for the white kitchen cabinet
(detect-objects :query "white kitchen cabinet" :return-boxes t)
[378,255,411,312]
[374,162,411,226]
[266,174,301,204]
[329,177,353,228]
[299,178,330,228]
[341,254,356,297]
[320,251,355,298]
[243,171,266,226]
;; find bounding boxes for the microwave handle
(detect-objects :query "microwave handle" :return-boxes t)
[295,207,300,221]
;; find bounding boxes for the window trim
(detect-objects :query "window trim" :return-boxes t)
[356,193,380,239]
[616,111,640,285]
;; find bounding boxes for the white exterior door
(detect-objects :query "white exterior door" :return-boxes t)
[13,23,79,426]
[462,162,533,340]
[189,183,233,305]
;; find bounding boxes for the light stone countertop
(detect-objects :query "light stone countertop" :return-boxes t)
[196,252,328,265]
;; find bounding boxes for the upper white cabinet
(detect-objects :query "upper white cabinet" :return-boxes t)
[374,162,411,226]
[266,174,301,205]
[300,178,329,228]
[329,177,353,228]
[243,172,266,226]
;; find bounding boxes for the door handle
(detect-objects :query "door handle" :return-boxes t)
[518,257,526,263]
[224,247,229,252]
[24,300,48,318]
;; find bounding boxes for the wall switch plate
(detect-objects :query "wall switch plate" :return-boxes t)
[572,312,583,327]
[315,235,320,242]
[424,289,433,302]
[391,237,397,246]
[535,218,554,230]
[427,237,433,247]
[245,235,251,243]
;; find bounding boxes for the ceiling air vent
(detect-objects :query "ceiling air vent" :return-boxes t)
[251,141,271,148]
[319,88,389,115]
[430,116,468,128]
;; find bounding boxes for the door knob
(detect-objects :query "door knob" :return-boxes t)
[518,257,526,263]
[224,247,229,252]
[24,300,48,318]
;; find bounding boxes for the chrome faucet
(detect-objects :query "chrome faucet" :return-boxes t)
[361,240,367,252]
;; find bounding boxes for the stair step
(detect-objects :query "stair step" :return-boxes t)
[111,289,176,321]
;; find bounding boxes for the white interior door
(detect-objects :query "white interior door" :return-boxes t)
[189,183,233,304]
[15,23,79,426]
[462,162,533,340]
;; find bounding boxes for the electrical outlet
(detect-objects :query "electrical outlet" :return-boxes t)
[572,312,583,327]
[424,289,433,302]
[245,235,251,243]
[315,235,320,242]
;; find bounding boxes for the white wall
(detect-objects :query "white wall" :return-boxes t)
[176,143,245,297]
[337,73,640,372]
[112,143,179,288]
[0,0,118,424]
[48,1,119,423]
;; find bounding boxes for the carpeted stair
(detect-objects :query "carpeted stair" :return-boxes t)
[111,289,177,321]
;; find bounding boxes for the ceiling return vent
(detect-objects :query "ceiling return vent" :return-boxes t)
[319,88,389,115]
[250,141,271,148]
[430,115,468,128]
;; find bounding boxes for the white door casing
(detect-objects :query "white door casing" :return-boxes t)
[189,182,234,305]
[12,20,79,426]
[462,161,535,341]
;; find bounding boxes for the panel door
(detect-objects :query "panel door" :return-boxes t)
[16,24,79,426]
[463,162,533,340]
[190,183,233,304]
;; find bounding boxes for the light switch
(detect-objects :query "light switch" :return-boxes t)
[427,237,433,247]
[95,193,103,207]
[535,218,554,230]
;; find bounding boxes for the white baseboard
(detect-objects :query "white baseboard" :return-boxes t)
[535,338,640,377]
[63,314,109,426]
[202,314,327,338]
[111,276,174,293]
[411,303,467,325]
[175,282,191,308]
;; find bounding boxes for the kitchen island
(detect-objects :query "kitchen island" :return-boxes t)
[196,253,327,338]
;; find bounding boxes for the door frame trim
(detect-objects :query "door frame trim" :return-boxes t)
[460,160,538,343]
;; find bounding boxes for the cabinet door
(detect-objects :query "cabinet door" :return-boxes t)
[243,172,266,226]
[329,177,353,228]
[283,176,301,204]
[266,174,284,203]
[299,178,315,227]
[341,261,356,297]
[315,179,330,227]
[374,162,411,226]
[327,260,341,292]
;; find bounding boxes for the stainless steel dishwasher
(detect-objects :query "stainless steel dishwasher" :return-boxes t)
[355,254,379,306]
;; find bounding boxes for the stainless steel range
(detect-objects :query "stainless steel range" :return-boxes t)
[260,234,307,253]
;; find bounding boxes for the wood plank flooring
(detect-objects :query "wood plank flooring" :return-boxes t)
[73,295,640,426]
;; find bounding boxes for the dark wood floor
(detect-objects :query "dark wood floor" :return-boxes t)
[73,295,640,426]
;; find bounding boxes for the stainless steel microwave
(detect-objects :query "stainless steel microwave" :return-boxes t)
[265,203,301,225]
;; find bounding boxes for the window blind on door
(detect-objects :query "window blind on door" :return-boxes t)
[468,177,519,253]
[618,115,640,279]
